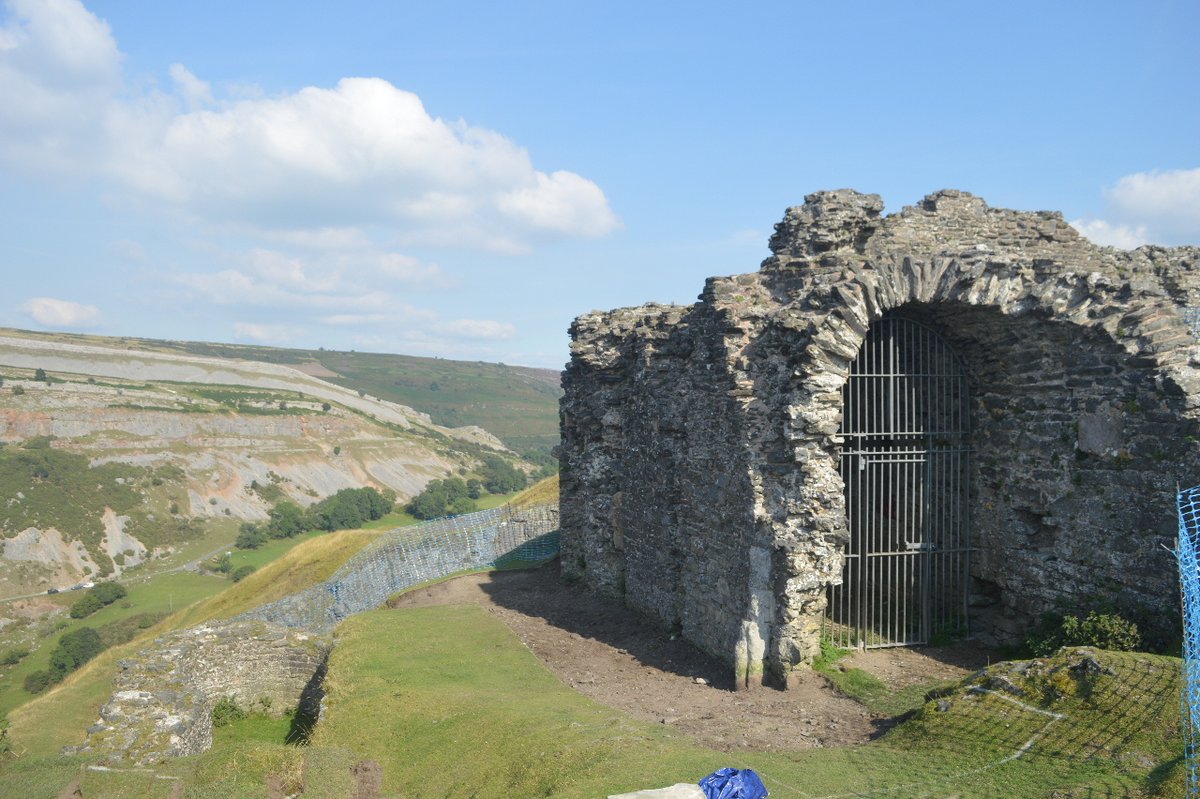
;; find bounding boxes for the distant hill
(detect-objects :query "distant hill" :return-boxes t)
[0,328,557,594]
[2,330,562,460]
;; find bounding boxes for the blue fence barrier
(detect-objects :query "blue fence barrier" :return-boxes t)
[1176,485,1200,797]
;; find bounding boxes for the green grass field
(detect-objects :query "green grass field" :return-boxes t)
[307,608,1185,798]
[0,475,1181,798]
[16,603,1176,799]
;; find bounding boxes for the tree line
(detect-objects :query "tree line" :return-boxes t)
[404,455,527,520]
[235,486,395,548]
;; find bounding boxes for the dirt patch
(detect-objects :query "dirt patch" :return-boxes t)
[389,562,991,752]
[352,760,383,799]
[11,596,63,619]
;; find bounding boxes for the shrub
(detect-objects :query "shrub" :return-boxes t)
[212,696,246,727]
[0,647,29,666]
[231,565,256,582]
[23,670,50,694]
[1024,610,1142,656]
[47,627,104,682]
[69,582,128,619]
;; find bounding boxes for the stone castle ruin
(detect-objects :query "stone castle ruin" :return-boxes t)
[560,189,1200,688]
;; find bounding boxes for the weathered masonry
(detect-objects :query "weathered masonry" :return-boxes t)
[560,189,1200,688]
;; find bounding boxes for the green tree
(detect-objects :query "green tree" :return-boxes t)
[307,487,394,531]
[267,501,308,538]
[235,523,268,549]
[91,582,127,605]
[405,478,474,520]
[69,594,103,619]
[34,368,47,382]
[47,627,104,681]
[69,582,127,618]
[231,565,256,582]
[479,456,527,494]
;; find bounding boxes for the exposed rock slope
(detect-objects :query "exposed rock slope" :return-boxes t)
[0,330,516,592]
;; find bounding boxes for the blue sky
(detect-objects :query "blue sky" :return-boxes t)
[2,0,1197,369]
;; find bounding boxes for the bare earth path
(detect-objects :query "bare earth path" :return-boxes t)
[389,562,990,753]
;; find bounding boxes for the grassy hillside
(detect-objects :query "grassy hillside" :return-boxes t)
[1,327,561,460]
[2,596,1181,798]
[313,350,560,458]
[4,528,380,758]
[307,612,1186,798]
[510,474,559,507]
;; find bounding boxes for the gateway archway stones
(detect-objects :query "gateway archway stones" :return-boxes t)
[560,189,1200,688]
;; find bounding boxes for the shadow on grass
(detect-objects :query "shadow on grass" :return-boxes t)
[285,650,329,746]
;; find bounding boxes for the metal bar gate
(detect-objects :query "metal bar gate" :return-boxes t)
[825,314,972,649]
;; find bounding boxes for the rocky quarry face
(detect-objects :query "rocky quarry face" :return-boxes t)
[561,189,1200,687]
[0,334,509,590]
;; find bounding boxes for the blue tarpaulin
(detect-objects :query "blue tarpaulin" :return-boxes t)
[698,767,768,799]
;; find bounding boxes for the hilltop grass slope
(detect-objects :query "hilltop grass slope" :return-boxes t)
[4,528,380,759]
[3,598,1181,798]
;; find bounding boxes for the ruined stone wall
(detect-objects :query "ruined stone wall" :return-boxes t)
[562,188,1200,686]
[68,620,330,764]
[561,302,769,685]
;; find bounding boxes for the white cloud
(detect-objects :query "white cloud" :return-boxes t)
[436,319,518,340]
[232,322,296,344]
[1105,168,1200,241]
[1074,168,1200,247]
[498,170,621,236]
[0,0,121,172]
[1068,219,1149,249]
[164,238,452,312]
[0,0,618,248]
[261,227,371,250]
[168,63,211,109]
[21,296,101,327]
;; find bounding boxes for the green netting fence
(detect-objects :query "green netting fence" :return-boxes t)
[235,502,559,631]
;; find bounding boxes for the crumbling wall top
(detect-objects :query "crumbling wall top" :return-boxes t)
[768,189,884,259]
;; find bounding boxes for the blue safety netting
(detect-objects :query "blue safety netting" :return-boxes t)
[1176,485,1200,797]
[234,502,559,631]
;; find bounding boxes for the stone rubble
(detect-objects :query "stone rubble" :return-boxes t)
[65,619,330,764]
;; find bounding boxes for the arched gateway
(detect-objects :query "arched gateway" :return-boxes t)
[827,314,971,649]
[561,189,1200,687]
